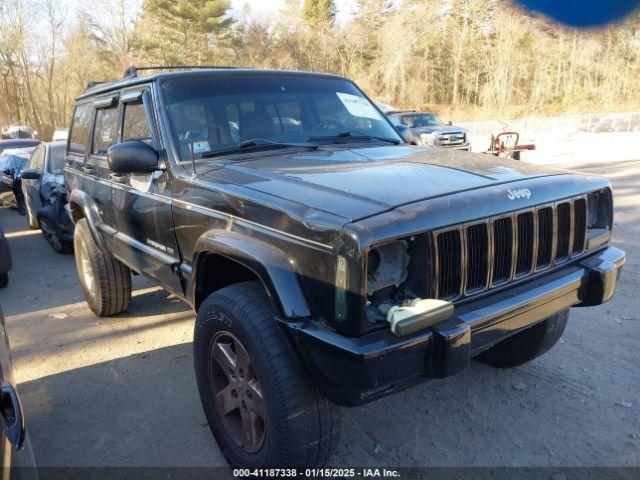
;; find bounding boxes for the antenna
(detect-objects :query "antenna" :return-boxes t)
[188,130,196,177]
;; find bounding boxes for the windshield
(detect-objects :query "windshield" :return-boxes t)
[160,74,402,161]
[48,145,66,174]
[396,113,445,128]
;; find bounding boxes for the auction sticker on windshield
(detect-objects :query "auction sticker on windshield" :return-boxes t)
[336,92,383,120]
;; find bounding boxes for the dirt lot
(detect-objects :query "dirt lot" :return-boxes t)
[0,132,638,468]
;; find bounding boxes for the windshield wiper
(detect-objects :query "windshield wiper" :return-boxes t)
[308,131,401,145]
[201,138,318,158]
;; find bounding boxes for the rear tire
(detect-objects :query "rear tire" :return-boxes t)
[193,281,341,468]
[476,310,568,368]
[73,218,131,316]
[38,214,72,254]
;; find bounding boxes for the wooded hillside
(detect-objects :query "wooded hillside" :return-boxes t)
[1,0,639,138]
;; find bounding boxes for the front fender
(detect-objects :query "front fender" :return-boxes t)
[192,230,311,319]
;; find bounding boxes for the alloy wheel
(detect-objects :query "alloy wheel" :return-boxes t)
[77,238,96,297]
[209,332,266,453]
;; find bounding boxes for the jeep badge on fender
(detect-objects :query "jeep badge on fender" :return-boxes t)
[63,66,625,469]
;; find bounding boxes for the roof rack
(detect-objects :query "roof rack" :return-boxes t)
[123,65,238,79]
[85,80,106,90]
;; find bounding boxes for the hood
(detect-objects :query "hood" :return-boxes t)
[201,145,566,221]
[410,125,467,135]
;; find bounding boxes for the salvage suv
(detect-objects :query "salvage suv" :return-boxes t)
[64,67,625,468]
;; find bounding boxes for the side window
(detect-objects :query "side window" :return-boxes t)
[92,107,118,155]
[69,103,92,155]
[28,146,45,172]
[122,102,152,143]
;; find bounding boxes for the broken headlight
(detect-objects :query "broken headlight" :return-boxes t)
[586,189,613,250]
[366,241,409,297]
[587,189,612,229]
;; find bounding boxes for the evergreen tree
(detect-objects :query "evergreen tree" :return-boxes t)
[136,0,234,64]
[301,0,336,29]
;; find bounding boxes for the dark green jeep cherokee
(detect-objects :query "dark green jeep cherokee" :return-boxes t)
[64,66,625,468]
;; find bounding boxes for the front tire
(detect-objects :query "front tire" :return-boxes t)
[476,310,568,368]
[194,281,341,468]
[73,218,131,316]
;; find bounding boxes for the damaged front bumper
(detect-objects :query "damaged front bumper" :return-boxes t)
[285,246,625,407]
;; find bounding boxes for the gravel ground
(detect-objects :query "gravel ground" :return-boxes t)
[0,132,637,469]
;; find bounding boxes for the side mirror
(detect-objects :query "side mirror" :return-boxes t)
[107,141,159,174]
[20,169,40,180]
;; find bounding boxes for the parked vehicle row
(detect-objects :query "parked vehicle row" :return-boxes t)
[0,138,74,256]
[578,113,640,132]
[0,140,45,478]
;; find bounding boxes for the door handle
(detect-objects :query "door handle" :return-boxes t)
[0,381,25,450]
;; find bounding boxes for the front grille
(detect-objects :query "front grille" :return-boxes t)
[555,202,571,261]
[465,223,489,291]
[492,217,512,283]
[573,198,587,253]
[516,212,535,275]
[433,197,588,299]
[536,207,554,268]
[437,133,466,146]
[435,230,462,298]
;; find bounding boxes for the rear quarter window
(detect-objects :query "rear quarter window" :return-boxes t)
[69,103,92,155]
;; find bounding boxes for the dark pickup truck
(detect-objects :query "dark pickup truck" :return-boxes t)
[64,67,624,469]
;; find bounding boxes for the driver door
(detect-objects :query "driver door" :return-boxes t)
[111,88,182,294]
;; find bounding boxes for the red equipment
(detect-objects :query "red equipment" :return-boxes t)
[485,131,536,160]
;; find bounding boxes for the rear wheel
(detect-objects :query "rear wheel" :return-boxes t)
[194,281,341,468]
[476,311,568,368]
[39,215,72,254]
[73,218,131,316]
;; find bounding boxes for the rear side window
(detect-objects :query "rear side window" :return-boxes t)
[122,102,152,143]
[69,104,92,155]
[92,107,118,155]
